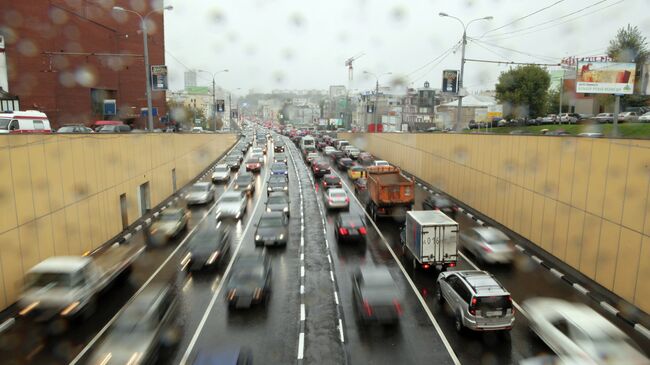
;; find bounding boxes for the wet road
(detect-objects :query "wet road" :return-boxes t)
[1,130,648,365]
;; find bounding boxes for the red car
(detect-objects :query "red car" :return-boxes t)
[322,174,342,190]
[245,159,262,173]
[312,160,331,178]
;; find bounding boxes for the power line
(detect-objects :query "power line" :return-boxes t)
[469,39,516,63]
[465,58,560,66]
[478,0,565,37]
[471,38,560,62]
[165,50,193,71]
[405,40,461,78]
[408,44,460,84]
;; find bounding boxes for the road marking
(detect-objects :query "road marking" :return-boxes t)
[300,285,305,294]
[134,225,142,232]
[123,233,132,241]
[338,319,345,343]
[301,265,305,277]
[634,324,650,340]
[300,253,304,261]
[600,301,619,316]
[530,255,543,264]
[153,212,159,218]
[330,270,335,282]
[334,291,339,305]
[476,219,484,225]
[550,268,564,278]
[0,318,15,334]
[300,304,306,321]
[297,332,305,360]
[573,283,589,295]
[515,244,525,252]
[145,218,152,225]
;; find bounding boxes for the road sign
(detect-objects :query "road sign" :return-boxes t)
[216,100,225,112]
[103,99,116,116]
[442,70,458,94]
[140,107,158,117]
[150,65,168,91]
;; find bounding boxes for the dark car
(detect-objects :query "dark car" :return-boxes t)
[273,153,288,164]
[353,178,367,194]
[230,152,244,164]
[239,144,249,154]
[337,157,354,171]
[335,213,367,243]
[254,212,289,246]
[245,158,262,173]
[312,160,331,178]
[274,142,285,153]
[226,253,272,309]
[233,172,255,194]
[270,162,289,176]
[97,124,131,133]
[352,267,402,325]
[267,174,289,194]
[330,150,346,163]
[192,347,253,365]
[322,174,342,190]
[357,152,374,166]
[316,140,327,151]
[225,157,241,171]
[422,195,457,219]
[56,124,93,133]
[266,192,290,217]
[185,223,231,271]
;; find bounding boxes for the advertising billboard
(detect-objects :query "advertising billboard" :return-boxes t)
[442,70,458,94]
[150,65,168,91]
[576,62,636,94]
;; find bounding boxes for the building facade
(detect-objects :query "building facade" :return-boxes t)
[402,81,437,131]
[184,70,197,89]
[0,0,167,128]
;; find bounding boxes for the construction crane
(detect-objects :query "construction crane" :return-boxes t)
[345,52,365,81]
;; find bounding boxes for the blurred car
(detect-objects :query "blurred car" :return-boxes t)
[353,177,368,194]
[322,174,342,190]
[216,191,247,220]
[266,192,290,217]
[225,156,241,171]
[459,227,515,264]
[357,152,374,166]
[267,174,289,194]
[373,160,390,167]
[330,150,346,163]
[245,158,262,173]
[233,172,255,195]
[335,213,367,243]
[618,111,638,122]
[251,147,264,156]
[192,347,253,365]
[305,152,319,165]
[312,160,331,178]
[541,114,558,124]
[316,140,327,151]
[239,144,249,154]
[352,266,402,325]
[337,157,354,171]
[274,152,288,164]
[594,113,614,123]
[56,124,93,133]
[639,112,650,122]
[255,143,267,154]
[97,124,131,133]
[148,208,190,246]
[185,223,231,271]
[88,284,181,365]
[254,212,289,246]
[230,152,244,164]
[270,162,289,176]
[274,142,285,153]
[345,147,361,159]
[324,188,349,211]
[578,132,604,138]
[436,270,514,333]
[211,164,231,183]
[250,152,264,165]
[347,165,366,180]
[559,113,580,124]
[186,182,216,205]
[523,297,650,365]
[422,195,457,219]
[226,253,272,309]
[324,146,337,156]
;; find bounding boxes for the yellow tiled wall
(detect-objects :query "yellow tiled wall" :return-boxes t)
[0,133,237,309]
[342,133,650,314]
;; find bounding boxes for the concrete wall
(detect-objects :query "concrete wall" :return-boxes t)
[342,133,650,313]
[0,133,237,308]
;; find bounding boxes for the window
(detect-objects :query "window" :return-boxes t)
[9,120,18,131]
[551,319,570,337]
[33,120,44,130]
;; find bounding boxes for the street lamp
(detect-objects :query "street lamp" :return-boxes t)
[363,71,392,132]
[197,69,229,131]
[439,12,492,130]
[113,5,173,131]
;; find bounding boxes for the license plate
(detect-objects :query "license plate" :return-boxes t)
[486,311,502,317]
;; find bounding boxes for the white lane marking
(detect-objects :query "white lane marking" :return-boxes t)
[330,270,335,282]
[153,212,160,218]
[332,170,461,365]
[334,291,339,305]
[300,304,306,321]
[573,283,589,295]
[457,207,464,212]
[160,206,166,211]
[476,219,484,225]
[300,253,304,261]
[297,332,305,360]
[550,268,564,278]
[600,301,619,316]
[515,244,525,252]
[466,213,474,219]
[530,255,543,264]
[634,324,650,340]
[0,318,15,333]
[145,218,152,225]
[134,225,142,232]
[301,265,305,277]
[300,285,305,294]
[338,318,345,343]
[123,233,132,241]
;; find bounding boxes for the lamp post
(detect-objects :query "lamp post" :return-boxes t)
[197,69,229,131]
[363,71,392,132]
[439,12,492,130]
[113,5,173,131]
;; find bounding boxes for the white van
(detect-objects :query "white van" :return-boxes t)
[0,111,53,134]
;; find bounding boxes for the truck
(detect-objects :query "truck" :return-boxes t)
[400,210,458,271]
[364,165,415,221]
[18,243,141,323]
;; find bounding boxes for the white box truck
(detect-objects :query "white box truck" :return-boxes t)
[401,210,458,271]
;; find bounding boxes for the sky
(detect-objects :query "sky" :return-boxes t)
[164,0,650,95]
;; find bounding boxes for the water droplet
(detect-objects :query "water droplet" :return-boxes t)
[49,7,68,25]
[17,39,38,57]
[59,71,76,88]
[75,66,97,87]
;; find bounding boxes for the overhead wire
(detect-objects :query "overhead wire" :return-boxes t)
[478,0,565,38]
[407,43,461,84]
[405,40,462,78]
[470,38,560,62]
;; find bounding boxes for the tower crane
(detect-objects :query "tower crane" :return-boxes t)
[344,53,365,81]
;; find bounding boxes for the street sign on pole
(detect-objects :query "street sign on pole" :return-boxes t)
[442,70,458,94]
[216,100,225,112]
[103,99,116,116]
[150,65,168,91]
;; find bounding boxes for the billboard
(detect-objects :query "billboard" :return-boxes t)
[487,105,503,119]
[442,70,458,94]
[576,62,636,94]
[150,65,168,91]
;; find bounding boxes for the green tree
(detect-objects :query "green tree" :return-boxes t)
[546,86,560,115]
[607,24,650,107]
[495,65,551,118]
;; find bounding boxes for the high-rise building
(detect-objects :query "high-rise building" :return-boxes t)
[184,70,197,89]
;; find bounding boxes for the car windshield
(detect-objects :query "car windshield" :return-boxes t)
[236,176,251,183]
[247,159,259,164]
[57,126,75,132]
[268,196,288,204]
[259,216,284,227]
[221,194,241,203]
[26,272,75,288]
[330,191,347,198]
[191,184,209,193]
[160,211,183,221]
[215,166,229,172]
[0,119,10,130]
[272,163,286,169]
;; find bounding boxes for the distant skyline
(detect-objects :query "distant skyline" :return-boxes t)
[164,0,649,94]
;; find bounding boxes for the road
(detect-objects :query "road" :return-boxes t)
[0,131,647,365]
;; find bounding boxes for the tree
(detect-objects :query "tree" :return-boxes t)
[495,65,551,118]
[546,86,560,115]
[607,24,650,107]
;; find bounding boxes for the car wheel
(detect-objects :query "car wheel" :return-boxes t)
[454,313,465,334]
[436,284,444,304]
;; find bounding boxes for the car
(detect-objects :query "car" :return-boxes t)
[335,213,367,243]
[211,164,230,183]
[594,113,614,123]
[639,111,650,122]
[239,144,249,154]
[422,195,457,219]
[337,157,354,171]
[226,253,272,309]
[270,162,289,176]
[96,124,131,133]
[352,266,402,325]
[373,160,390,167]
[353,177,367,194]
[618,111,638,122]
[88,284,181,364]
[578,132,604,138]
[267,174,289,194]
[459,227,515,264]
[225,156,241,171]
[357,152,374,166]
[330,150,346,163]
[233,172,255,194]
[266,192,290,217]
[541,114,558,124]
[230,152,244,164]
[522,298,650,364]
[56,124,93,133]
[305,152,319,165]
[192,127,204,133]
[274,152,288,164]
[250,152,264,165]
[254,212,289,246]
[148,207,190,246]
[274,142,285,153]
[316,140,327,151]
[436,270,514,333]
[345,147,361,159]
[216,190,247,220]
[559,113,580,124]
[312,160,331,178]
[256,143,267,154]
[323,188,349,210]
[192,347,253,365]
[347,165,366,180]
[186,182,216,205]
[245,158,262,173]
[323,146,337,156]
[185,223,231,271]
[322,174,342,190]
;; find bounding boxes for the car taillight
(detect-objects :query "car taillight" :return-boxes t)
[469,297,477,315]
[508,295,515,314]
[422,263,431,270]
[448,261,456,268]
[481,244,493,253]
[338,227,349,235]
[393,299,403,316]
[358,227,367,235]
[363,300,373,316]
[345,197,349,203]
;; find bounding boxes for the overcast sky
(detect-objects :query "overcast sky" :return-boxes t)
[164,0,650,94]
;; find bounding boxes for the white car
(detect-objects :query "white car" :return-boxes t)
[216,191,247,220]
[618,111,638,122]
[373,160,390,167]
[324,188,349,210]
[324,146,337,156]
[251,152,264,165]
[523,298,650,365]
[185,182,215,205]
[211,164,230,183]
[639,112,650,122]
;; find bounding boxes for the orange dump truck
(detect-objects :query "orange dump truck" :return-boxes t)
[365,165,415,221]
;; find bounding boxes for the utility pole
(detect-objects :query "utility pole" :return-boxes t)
[374,79,379,133]
[613,95,621,137]
[228,92,232,129]
[212,77,217,131]
[457,29,467,130]
[558,72,563,125]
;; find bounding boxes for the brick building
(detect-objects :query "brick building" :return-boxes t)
[0,0,167,128]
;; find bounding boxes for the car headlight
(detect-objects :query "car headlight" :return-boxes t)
[283,186,288,191]
[278,234,284,240]
[267,187,272,191]
[267,207,272,212]
[283,207,288,212]
[255,234,261,241]
[235,184,240,189]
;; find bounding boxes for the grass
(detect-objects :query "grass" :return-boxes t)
[464,122,650,138]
